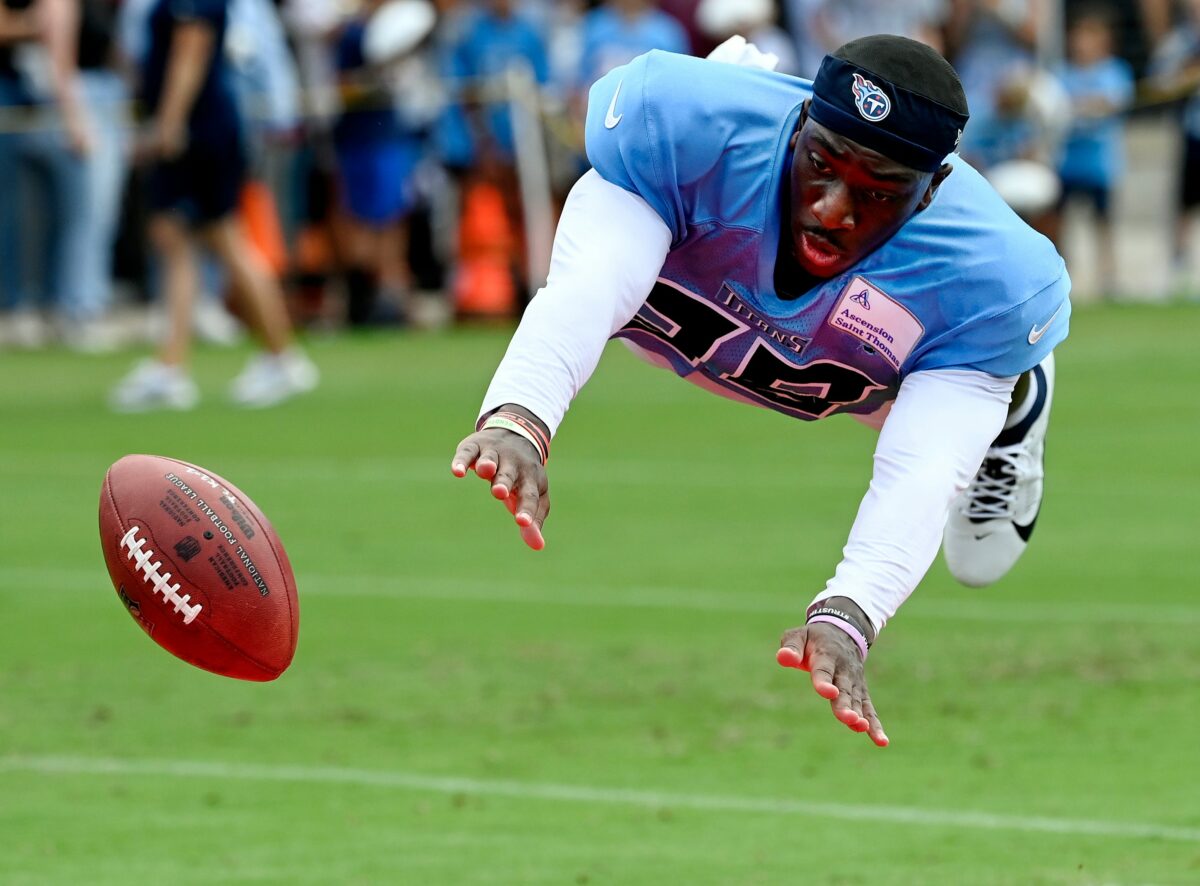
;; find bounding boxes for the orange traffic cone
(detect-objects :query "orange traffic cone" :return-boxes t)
[454,180,518,318]
[240,180,289,276]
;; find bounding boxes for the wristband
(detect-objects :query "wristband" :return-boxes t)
[806,614,870,661]
[479,415,548,464]
[806,601,873,645]
[486,410,551,462]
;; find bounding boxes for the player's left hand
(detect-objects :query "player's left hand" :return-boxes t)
[451,404,551,551]
[777,624,889,748]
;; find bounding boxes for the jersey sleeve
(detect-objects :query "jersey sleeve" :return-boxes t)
[584,50,799,244]
[585,52,686,241]
[909,264,1071,378]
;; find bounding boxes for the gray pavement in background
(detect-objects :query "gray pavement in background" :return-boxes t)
[1063,116,1188,302]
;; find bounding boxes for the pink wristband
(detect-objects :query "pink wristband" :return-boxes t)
[807,614,869,661]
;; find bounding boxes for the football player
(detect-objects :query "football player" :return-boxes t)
[451,35,1070,747]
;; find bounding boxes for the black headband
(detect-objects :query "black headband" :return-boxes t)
[808,55,969,173]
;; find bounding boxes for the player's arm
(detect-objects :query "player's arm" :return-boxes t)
[451,169,672,549]
[778,368,1017,747]
[142,3,218,160]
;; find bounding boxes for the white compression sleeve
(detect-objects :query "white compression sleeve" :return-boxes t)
[478,169,673,435]
[815,368,1018,632]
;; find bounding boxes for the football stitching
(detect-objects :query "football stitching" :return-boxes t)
[107,464,282,678]
[121,526,203,624]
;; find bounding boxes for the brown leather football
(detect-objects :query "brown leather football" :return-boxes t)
[99,454,299,681]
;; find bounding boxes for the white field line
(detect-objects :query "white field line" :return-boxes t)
[1,754,1198,844]
[5,565,1200,626]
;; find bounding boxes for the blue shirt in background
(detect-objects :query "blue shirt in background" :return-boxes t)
[1056,57,1134,189]
[441,8,548,164]
[578,7,689,89]
[141,0,240,143]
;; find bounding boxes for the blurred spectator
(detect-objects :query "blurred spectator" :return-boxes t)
[696,0,799,75]
[1148,0,1200,296]
[439,0,548,313]
[657,0,712,58]
[947,0,1043,170]
[329,0,434,326]
[441,0,547,172]
[811,0,948,56]
[65,0,129,352]
[110,0,316,410]
[780,0,830,78]
[577,0,690,91]
[1050,7,1134,300]
[0,0,93,349]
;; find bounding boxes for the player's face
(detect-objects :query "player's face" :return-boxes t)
[788,115,951,278]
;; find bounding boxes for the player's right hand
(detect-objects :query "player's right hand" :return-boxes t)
[451,428,550,550]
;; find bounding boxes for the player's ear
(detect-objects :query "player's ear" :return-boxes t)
[918,163,954,210]
[790,102,810,150]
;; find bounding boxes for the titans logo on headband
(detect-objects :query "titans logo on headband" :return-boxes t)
[852,73,891,122]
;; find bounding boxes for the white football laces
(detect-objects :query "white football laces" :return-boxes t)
[120,526,203,624]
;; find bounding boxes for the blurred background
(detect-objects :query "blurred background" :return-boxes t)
[3,3,1200,883]
[1,0,1199,358]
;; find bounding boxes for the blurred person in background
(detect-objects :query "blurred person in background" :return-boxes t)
[0,0,92,349]
[60,0,128,352]
[1148,0,1200,297]
[809,0,949,56]
[110,0,317,410]
[116,0,246,346]
[221,0,302,282]
[1050,7,1134,300]
[696,0,799,75]
[441,0,547,174]
[946,0,1043,170]
[577,0,689,91]
[439,0,548,311]
[329,0,434,327]
[780,0,833,78]
[655,0,716,58]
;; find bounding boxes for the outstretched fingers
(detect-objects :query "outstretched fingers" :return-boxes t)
[777,624,888,747]
[450,440,481,478]
[861,697,889,747]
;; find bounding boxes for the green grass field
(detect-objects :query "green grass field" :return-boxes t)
[1,303,1197,885]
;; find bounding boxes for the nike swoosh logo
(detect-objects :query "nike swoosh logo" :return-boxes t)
[1013,510,1039,542]
[1027,304,1063,345]
[604,80,624,129]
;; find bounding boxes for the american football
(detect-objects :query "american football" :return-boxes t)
[98,454,299,681]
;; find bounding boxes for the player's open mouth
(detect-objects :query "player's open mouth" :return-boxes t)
[799,230,844,269]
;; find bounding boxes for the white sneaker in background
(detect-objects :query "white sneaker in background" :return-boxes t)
[110,360,200,412]
[229,348,319,408]
[0,309,51,350]
[943,354,1055,588]
[61,318,122,354]
[145,298,246,347]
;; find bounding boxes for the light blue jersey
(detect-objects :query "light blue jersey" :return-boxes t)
[584,51,1070,422]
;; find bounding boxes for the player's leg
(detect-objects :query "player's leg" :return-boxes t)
[942,352,1055,587]
[201,215,319,408]
[1171,135,1200,297]
[1088,184,1118,300]
[110,213,201,411]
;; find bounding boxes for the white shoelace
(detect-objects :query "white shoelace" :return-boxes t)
[963,444,1026,520]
